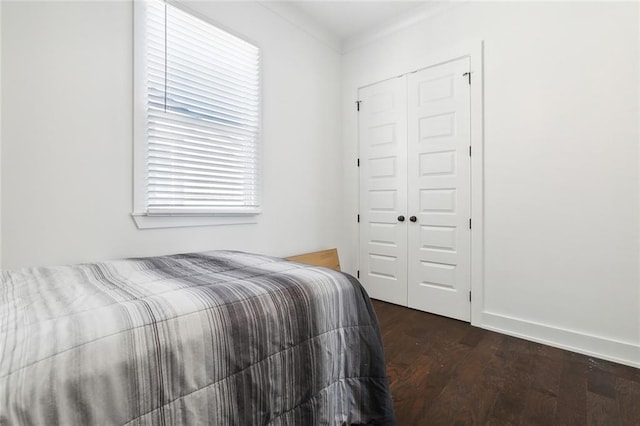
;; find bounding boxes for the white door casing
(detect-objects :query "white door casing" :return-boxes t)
[407,58,471,321]
[358,76,408,306]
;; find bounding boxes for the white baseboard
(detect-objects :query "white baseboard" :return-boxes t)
[480,311,640,369]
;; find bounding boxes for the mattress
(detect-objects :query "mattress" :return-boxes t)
[0,250,394,425]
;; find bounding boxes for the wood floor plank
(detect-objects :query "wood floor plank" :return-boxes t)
[555,358,589,425]
[529,352,562,397]
[617,376,640,426]
[371,299,639,425]
[589,357,640,384]
[586,391,621,426]
[458,326,486,348]
[519,351,561,424]
[424,343,501,425]
[520,388,557,425]
[588,367,618,398]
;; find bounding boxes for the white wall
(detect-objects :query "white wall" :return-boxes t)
[1,1,343,269]
[343,2,640,367]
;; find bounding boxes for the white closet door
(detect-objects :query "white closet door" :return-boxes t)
[358,76,408,306]
[407,58,471,321]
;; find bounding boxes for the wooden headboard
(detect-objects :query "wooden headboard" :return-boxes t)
[285,248,341,271]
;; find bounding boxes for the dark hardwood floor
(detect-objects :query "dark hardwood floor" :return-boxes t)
[372,300,640,426]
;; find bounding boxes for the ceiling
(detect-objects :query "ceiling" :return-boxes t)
[282,1,430,40]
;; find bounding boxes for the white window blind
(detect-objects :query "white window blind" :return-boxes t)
[141,1,260,216]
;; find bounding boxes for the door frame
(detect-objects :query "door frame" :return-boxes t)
[357,40,484,326]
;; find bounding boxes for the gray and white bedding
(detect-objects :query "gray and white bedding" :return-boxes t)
[0,251,394,425]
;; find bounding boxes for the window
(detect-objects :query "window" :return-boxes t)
[133,0,260,228]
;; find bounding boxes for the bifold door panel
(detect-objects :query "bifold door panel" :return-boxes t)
[407,59,471,321]
[359,57,471,321]
[358,77,408,306]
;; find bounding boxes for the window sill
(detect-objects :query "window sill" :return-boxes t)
[131,213,258,229]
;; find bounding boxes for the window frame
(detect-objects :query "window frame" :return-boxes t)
[132,0,262,229]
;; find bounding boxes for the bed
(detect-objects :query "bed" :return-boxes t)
[0,250,394,425]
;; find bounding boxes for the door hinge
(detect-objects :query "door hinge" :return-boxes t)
[469,291,472,302]
[463,72,471,85]
[357,214,360,223]
[357,158,360,167]
[469,145,471,157]
[357,270,360,279]
[469,218,472,229]
[356,100,362,111]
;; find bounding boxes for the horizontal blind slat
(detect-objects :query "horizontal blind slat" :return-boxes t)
[147,11,259,63]
[148,163,257,178]
[164,15,258,63]
[148,110,259,139]
[148,152,257,172]
[146,206,259,215]
[148,139,256,161]
[150,69,259,110]
[147,72,259,112]
[147,46,259,89]
[148,179,248,189]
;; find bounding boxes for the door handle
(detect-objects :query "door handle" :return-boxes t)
[397,215,405,222]
[410,216,417,223]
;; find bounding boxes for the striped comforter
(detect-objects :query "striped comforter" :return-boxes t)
[0,251,394,425]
